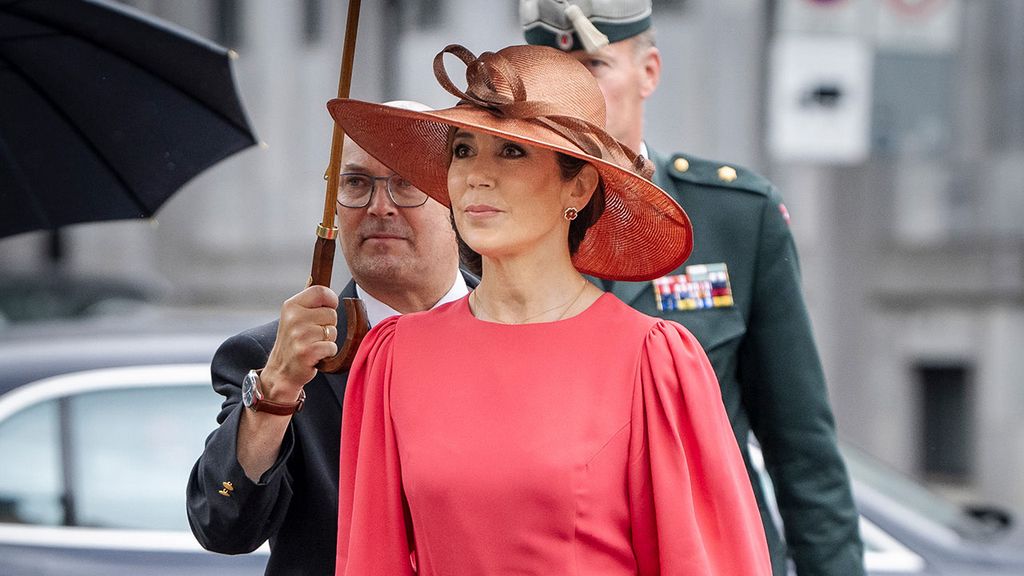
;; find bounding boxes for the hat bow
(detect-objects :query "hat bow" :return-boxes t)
[432,44,653,179]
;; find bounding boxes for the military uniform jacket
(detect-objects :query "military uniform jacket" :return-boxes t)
[186,276,478,575]
[606,149,864,575]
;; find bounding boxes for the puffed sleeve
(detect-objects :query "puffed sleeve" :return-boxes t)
[629,320,771,575]
[335,316,414,576]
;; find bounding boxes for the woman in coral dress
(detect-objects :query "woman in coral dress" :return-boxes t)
[326,43,771,575]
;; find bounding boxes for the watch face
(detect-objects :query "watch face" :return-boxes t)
[242,372,257,408]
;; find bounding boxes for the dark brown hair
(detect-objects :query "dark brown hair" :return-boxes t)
[455,152,606,276]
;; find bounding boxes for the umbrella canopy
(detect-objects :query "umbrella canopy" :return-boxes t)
[0,0,257,239]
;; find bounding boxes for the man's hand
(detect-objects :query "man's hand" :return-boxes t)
[236,285,338,482]
[260,285,339,403]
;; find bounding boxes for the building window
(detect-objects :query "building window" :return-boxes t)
[303,0,323,45]
[215,0,242,48]
[397,0,444,30]
[917,364,973,483]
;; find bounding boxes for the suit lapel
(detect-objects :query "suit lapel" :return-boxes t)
[462,268,481,290]
[322,370,348,406]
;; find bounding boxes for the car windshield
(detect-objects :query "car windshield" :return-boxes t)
[841,442,1006,540]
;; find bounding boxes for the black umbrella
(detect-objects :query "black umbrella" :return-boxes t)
[0,0,257,239]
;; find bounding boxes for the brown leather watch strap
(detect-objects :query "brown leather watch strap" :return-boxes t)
[251,370,306,416]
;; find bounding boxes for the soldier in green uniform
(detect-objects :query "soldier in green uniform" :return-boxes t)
[521,1,865,574]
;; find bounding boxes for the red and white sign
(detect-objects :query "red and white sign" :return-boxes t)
[885,0,945,17]
[778,0,870,36]
[768,35,874,164]
[876,0,960,53]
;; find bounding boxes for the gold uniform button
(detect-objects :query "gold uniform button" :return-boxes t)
[717,165,738,183]
[673,157,690,173]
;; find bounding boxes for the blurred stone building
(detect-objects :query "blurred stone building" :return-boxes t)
[2,0,1022,511]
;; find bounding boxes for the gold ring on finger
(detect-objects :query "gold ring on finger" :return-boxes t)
[322,324,331,341]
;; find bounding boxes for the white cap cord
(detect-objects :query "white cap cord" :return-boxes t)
[564,4,609,53]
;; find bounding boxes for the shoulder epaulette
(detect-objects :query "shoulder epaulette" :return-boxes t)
[665,153,775,198]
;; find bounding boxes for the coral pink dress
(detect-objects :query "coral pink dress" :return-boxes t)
[336,293,770,575]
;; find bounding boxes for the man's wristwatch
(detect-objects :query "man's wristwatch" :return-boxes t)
[241,369,305,416]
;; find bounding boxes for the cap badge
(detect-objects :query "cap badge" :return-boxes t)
[557,32,574,50]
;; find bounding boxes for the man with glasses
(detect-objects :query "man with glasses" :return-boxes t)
[187,101,474,575]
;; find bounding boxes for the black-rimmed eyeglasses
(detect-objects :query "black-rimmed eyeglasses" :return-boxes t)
[336,173,429,208]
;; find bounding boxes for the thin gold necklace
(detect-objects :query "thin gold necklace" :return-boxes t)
[472,279,589,324]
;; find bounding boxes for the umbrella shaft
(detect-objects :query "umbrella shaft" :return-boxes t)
[310,236,336,287]
[320,0,362,228]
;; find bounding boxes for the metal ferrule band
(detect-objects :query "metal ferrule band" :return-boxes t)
[317,224,338,239]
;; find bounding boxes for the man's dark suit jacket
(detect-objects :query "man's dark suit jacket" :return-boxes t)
[187,275,477,575]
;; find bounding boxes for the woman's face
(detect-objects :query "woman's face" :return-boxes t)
[447,130,590,262]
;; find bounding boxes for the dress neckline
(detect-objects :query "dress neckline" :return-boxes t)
[461,291,613,328]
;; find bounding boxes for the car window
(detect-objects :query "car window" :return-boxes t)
[0,400,63,526]
[0,377,215,532]
[68,385,213,531]
[842,442,995,540]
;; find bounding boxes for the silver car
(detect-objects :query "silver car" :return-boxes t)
[751,441,1024,575]
[0,313,268,576]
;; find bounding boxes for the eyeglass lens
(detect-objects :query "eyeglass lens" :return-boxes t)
[337,173,428,208]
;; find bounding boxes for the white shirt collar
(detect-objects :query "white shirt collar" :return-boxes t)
[355,270,469,327]
[639,141,649,159]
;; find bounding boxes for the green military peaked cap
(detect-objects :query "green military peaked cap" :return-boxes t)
[521,0,652,53]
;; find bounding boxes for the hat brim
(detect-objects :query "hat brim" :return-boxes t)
[327,98,692,282]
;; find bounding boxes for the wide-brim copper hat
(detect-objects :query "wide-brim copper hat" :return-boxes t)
[327,44,691,282]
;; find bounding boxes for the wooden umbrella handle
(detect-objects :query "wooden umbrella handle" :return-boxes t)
[317,297,369,373]
[311,0,363,373]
